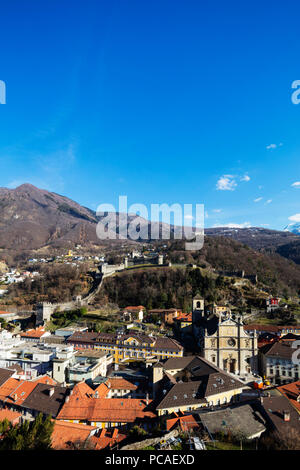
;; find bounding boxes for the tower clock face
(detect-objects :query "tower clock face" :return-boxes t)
[227,338,236,347]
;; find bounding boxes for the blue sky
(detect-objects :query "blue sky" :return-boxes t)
[0,1,300,230]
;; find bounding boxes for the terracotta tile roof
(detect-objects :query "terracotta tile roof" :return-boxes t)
[105,377,138,391]
[32,375,58,386]
[20,327,48,338]
[91,428,127,449]
[51,420,97,450]
[94,383,109,398]
[277,381,300,413]
[0,378,38,406]
[57,396,156,423]
[124,306,145,311]
[0,407,22,424]
[166,413,199,431]
[71,381,95,398]
[0,311,14,315]
[174,313,192,322]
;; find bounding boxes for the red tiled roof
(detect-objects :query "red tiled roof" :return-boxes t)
[124,306,145,311]
[277,381,300,413]
[0,408,22,424]
[20,327,48,338]
[51,420,96,450]
[166,413,199,432]
[32,375,58,386]
[174,313,192,322]
[91,428,127,450]
[0,378,38,406]
[57,396,156,423]
[104,377,138,391]
[94,383,109,398]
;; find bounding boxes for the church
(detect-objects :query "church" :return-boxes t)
[192,295,258,377]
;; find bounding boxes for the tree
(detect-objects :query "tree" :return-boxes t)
[0,413,54,450]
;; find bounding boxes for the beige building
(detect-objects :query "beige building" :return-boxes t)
[192,297,258,377]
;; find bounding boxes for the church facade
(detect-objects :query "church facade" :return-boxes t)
[192,296,258,377]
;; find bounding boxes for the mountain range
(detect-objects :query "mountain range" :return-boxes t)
[0,183,299,266]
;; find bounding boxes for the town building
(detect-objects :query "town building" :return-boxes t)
[56,381,156,430]
[154,356,248,416]
[259,341,300,385]
[266,297,281,313]
[192,297,258,377]
[66,330,183,364]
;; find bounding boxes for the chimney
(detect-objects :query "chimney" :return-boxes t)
[48,388,54,397]
[260,396,263,405]
[146,393,149,406]
[284,410,290,422]
[65,395,70,403]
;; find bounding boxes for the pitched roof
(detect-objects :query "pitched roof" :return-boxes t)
[157,357,245,411]
[261,342,294,360]
[0,407,22,424]
[0,378,38,406]
[22,383,68,418]
[156,380,208,410]
[174,313,192,322]
[91,428,127,450]
[166,413,199,431]
[104,377,138,391]
[20,327,48,338]
[0,368,16,387]
[244,324,279,333]
[259,391,300,434]
[57,396,156,423]
[124,306,145,311]
[31,375,58,386]
[153,336,183,352]
[51,420,96,450]
[200,404,266,439]
[277,381,300,413]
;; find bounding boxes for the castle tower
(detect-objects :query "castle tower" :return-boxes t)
[36,302,54,326]
[193,295,204,312]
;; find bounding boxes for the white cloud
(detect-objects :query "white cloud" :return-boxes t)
[266,143,282,150]
[240,174,250,182]
[216,175,237,191]
[213,209,222,213]
[213,222,252,228]
[254,197,263,202]
[291,181,300,188]
[288,214,300,222]
[265,199,272,204]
